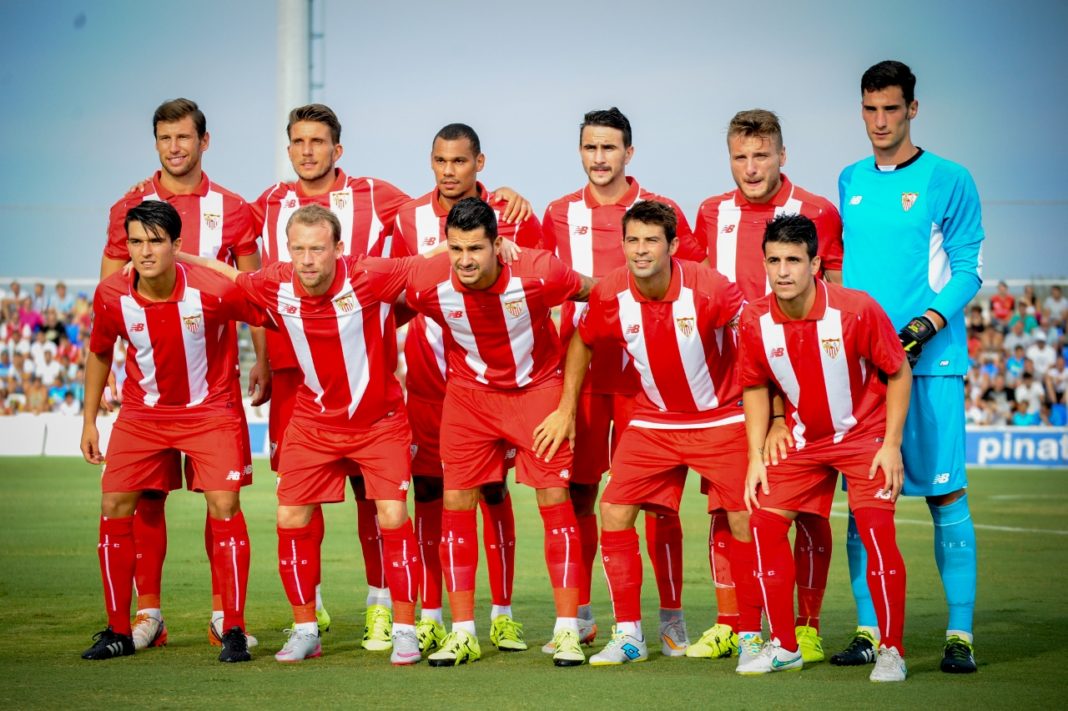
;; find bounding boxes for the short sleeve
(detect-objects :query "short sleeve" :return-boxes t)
[737,306,770,389]
[536,251,583,306]
[815,204,844,272]
[361,255,421,303]
[88,287,118,355]
[235,268,275,311]
[861,296,906,375]
[227,199,259,257]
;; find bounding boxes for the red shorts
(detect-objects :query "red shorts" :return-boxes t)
[276,412,412,506]
[571,391,637,484]
[758,428,897,516]
[603,422,748,513]
[104,415,253,494]
[270,366,360,478]
[441,383,572,491]
[408,393,517,479]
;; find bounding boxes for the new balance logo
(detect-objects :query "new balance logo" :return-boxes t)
[721,224,736,234]
[573,226,589,235]
[770,347,785,358]
[559,468,570,479]
[130,323,145,332]
[874,489,893,501]
[423,236,437,247]
[933,472,950,485]
[625,324,640,334]
[849,195,863,205]
[398,480,410,491]
[282,304,298,315]
[447,310,464,319]
[226,470,242,481]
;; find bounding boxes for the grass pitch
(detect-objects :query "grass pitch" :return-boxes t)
[1,457,1066,708]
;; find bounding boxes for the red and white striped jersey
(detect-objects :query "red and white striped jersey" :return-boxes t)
[406,249,582,392]
[105,172,258,265]
[693,174,843,302]
[542,177,704,395]
[236,255,416,430]
[90,263,264,420]
[251,169,410,370]
[395,183,543,400]
[738,281,905,448]
[578,260,745,429]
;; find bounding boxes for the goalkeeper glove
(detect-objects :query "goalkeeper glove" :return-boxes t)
[898,314,937,367]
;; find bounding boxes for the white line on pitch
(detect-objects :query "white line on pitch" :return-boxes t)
[826,510,1068,536]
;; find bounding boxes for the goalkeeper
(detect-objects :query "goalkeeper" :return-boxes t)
[837,60,984,674]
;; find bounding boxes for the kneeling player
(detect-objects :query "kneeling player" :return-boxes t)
[738,214,909,681]
[81,201,262,663]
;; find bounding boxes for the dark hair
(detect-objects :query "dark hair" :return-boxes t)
[622,200,677,242]
[153,98,206,138]
[580,107,632,148]
[861,60,916,105]
[762,213,818,259]
[287,104,342,144]
[434,123,481,155]
[287,204,342,243]
[446,197,497,241]
[125,200,182,242]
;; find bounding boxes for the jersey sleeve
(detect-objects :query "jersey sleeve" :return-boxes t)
[372,179,411,256]
[513,212,543,249]
[737,306,771,389]
[249,187,271,239]
[361,254,422,303]
[705,266,746,327]
[226,198,259,258]
[692,201,712,258]
[390,213,415,258]
[861,296,907,375]
[814,203,844,272]
[668,200,704,262]
[213,271,269,327]
[88,286,119,355]
[104,194,136,262]
[928,162,985,321]
[539,205,559,255]
[577,288,614,346]
[234,267,276,311]
[536,251,583,306]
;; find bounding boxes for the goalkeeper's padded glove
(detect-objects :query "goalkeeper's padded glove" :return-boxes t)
[898,314,937,367]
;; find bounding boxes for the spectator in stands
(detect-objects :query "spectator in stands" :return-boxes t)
[1045,355,1067,405]
[56,389,81,416]
[1021,284,1040,312]
[24,375,48,414]
[11,352,33,382]
[967,304,997,350]
[1005,345,1027,383]
[1008,298,1039,334]
[70,364,86,404]
[52,281,75,314]
[38,351,63,390]
[1015,371,1045,415]
[47,376,67,407]
[4,375,25,413]
[982,372,1016,422]
[30,283,47,313]
[1027,330,1056,379]
[29,331,56,371]
[17,297,42,334]
[990,280,1015,333]
[965,394,988,425]
[1010,399,1040,426]
[1044,285,1067,329]
[0,351,11,379]
[1004,320,1031,353]
[3,281,22,309]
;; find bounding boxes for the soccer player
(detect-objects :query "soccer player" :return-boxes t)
[737,214,910,681]
[393,123,543,655]
[101,98,265,652]
[540,108,705,655]
[535,200,760,667]
[183,204,426,665]
[688,109,844,663]
[838,60,983,673]
[401,198,592,667]
[81,201,262,663]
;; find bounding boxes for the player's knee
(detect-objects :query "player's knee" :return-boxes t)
[726,510,752,542]
[101,491,139,519]
[926,488,966,507]
[375,500,409,529]
[443,488,480,511]
[600,501,638,531]
[535,486,569,508]
[277,505,314,529]
[204,491,240,519]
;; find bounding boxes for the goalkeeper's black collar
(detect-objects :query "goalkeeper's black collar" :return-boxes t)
[875,147,924,172]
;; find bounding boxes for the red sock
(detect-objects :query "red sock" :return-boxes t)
[278,522,320,620]
[854,507,907,654]
[440,509,479,623]
[540,502,581,618]
[727,533,763,633]
[380,519,422,626]
[479,495,516,606]
[356,498,385,589]
[600,527,642,623]
[751,510,797,650]
[132,495,166,611]
[209,512,250,631]
[99,516,136,635]
[415,499,443,610]
[645,511,683,609]
[576,513,598,607]
[204,513,223,611]
[309,506,325,587]
[709,512,739,628]
[793,512,832,630]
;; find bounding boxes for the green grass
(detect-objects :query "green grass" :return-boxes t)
[1,458,1066,708]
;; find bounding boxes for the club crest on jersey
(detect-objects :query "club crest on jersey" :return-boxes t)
[334,293,356,314]
[676,317,695,337]
[821,337,841,359]
[901,192,919,212]
[331,190,351,211]
[573,225,589,236]
[182,313,203,334]
[203,213,221,230]
[504,298,527,318]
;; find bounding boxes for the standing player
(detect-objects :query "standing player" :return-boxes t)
[540,108,705,655]
[393,123,542,654]
[81,201,262,663]
[838,60,983,673]
[102,98,266,652]
[534,201,761,667]
[689,109,844,663]
[184,204,426,665]
[737,214,910,681]
[402,198,592,667]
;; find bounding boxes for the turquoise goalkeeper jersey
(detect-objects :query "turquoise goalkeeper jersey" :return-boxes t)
[839,149,984,377]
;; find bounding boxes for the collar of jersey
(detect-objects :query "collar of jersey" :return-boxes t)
[291,257,348,300]
[127,262,188,306]
[627,258,684,303]
[769,278,828,323]
[432,182,491,218]
[583,176,640,209]
[734,173,794,209]
[293,168,347,198]
[451,258,511,294]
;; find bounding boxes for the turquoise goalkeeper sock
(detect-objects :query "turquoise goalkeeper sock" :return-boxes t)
[846,510,879,629]
[930,495,977,636]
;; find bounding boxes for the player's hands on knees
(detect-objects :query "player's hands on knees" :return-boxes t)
[744,457,769,513]
[81,423,104,464]
[490,188,532,224]
[248,360,272,406]
[869,444,904,501]
[763,418,793,466]
[498,238,522,265]
[532,408,575,462]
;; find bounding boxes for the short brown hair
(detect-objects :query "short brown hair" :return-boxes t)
[286,204,341,243]
[153,98,206,138]
[287,104,341,144]
[727,109,782,148]
[622,200,677,242]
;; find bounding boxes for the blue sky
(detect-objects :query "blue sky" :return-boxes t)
[1,0,1065,282]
